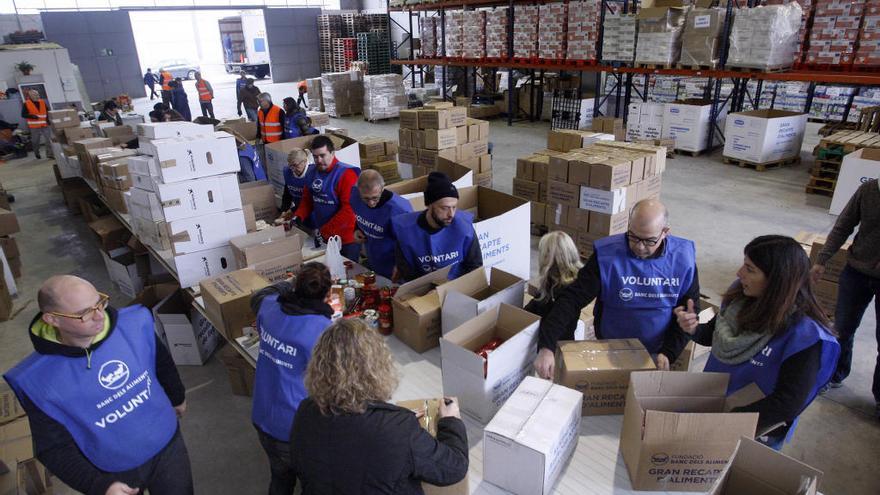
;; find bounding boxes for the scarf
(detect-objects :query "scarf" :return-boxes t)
[710,298,775,365]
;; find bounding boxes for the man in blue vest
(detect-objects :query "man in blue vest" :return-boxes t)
[534,199,699,379]
[292,136,360,261]
[282,97,318,139]
[351,169,413,279]
[4,275,192,495]
[392,172,482,282]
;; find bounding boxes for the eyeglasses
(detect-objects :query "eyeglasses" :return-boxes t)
[46,293,110,323]
[626,231,663,247]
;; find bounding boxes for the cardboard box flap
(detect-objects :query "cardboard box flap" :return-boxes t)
[435,265,488,302]
[405,290,442,315]
[395,264,452,307]
[643,409,759,444]
[386,159,473,198]
[559,339,655,371]
[475,186,528,221]
[631,370,729,399]
[488,267,525,293]
[724,382,766,412]
[708,437,822,495]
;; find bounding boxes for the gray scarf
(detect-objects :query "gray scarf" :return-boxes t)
[711,298,775,365]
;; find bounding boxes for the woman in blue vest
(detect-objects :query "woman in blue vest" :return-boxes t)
[4,275,192,494]
[250,262,333,495]
[282,97,317,138]
[276,149,314,229]
[675,235,840,450]
[168,79,192,121]
[224,129,267,183]
[351,169,413,279]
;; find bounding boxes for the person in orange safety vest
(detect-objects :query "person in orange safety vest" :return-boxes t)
[20,90,53,160]
[194,72,215,120]
[160,69,173,106]
[257,93,285,145]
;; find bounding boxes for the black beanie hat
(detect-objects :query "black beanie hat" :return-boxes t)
[424,171,459,205]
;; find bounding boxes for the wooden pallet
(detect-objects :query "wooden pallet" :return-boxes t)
[722,155,800,171]
[674,149,706,157]
[805,185,835,196]
[635,62,675,70]
[363,116,399,123]
[728,65,790,73]
[675,63,718,71]
[808,176,837,189]
[818,130,880,152]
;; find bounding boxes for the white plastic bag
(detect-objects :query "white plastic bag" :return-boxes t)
[325,235,346,280]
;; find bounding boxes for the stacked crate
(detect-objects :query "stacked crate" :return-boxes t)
[539,2,568,61]
[444,10,465,58]
[513,5,540,59]
[420,16,438,57]
[318,15,343,73]
[804,0,864,67]
[333,38,358,72]
[486,7,510,59]
[357,32,391,74]
[856,1,880,67]
[566,0,601,62]
[359,136,401,183]
[342,12,367,38]
[364,13,390,34]
[462,10,487,59]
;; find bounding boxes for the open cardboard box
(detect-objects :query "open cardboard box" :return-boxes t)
[155,289,220,365]
[406,185,531,280]
[437,266,526,335]
[391,265,452,353]
[483,376,582,495]
[239,181,280,224]
[396,399,469,495]
[199,269,270,340]
[230,227,304,283]
[440,303,539,423]
[707,436,822,495]
[554,338,657,416]
[620,371,759,492]
[385,158,473,200]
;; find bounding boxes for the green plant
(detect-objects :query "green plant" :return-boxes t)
[15,61,34,74]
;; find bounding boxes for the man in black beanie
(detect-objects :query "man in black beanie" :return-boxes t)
[391,172,483,282]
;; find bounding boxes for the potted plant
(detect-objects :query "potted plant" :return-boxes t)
[15,61,34,75]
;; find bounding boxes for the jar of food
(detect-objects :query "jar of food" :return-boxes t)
[378,299,393,336]
[362,271,376,287]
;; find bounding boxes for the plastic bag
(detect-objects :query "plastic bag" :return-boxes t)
[325,235,346,280]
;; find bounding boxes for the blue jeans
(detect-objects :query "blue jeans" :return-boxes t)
[245,107,259,123]
[832,265,880,402]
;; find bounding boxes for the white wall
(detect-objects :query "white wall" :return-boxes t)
[0,14,42,39]
[0,47,82,105]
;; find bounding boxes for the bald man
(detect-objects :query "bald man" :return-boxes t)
[4,276,193,495]
[350,169,413,279]
[534,199,700,378]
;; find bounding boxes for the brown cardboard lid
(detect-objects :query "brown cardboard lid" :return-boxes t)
[559,339,656,371]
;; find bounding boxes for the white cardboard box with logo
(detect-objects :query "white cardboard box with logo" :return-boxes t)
[164,209,247,256]
[136,122,214,140]
[722,110,807,164]
[830,147,880,215]
[662,101,727,152]
[437,266,526,335]
[155,289,220,366]
[132,132,240,184]
[172,245,239,289]
[128,173,242,223]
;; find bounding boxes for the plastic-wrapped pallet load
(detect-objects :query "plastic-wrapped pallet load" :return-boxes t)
[566,0,602,62]
[486,7,510,58]
[444,10,464,58]
[462,10,487,59]
[420,16,437,58]
[539,2,568,60]
[321,71,365,118]
[679,7,728,68]
[513,5,539,59]
[601,14,637,62]
[363,74,408,121]
[306,78,323,112]
[804,0,862,68]
[635,6,689,66]
[727,3,803,70]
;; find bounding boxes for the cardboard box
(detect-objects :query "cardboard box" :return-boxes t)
[0,383,24,425]
[483,376,582,495]
[358,137,388,158]
[0,416,35,494]
[620,371,759,491]
[392,265,452,353]
[155,290,220,365]
[100,247,147,297]
[0,210,19,237]
[589,158,632,190]
[588,211,628,236]
[99,161,132,190]
[814,279,839,316]
[0,237,19,262]
[136,122,214,139]
[418,147,458,169]
[173,244,239,289]
[440,304,539,423]
[263,134,361,196]
[808,238,850,283]
[165,209,247,256]
[398,147,419,165]
[399,109,420,129]
[662,100,726,153]
[830,147,880,215]
[707,437,822,495]
[62,126,94,143]
[387,160,473,200]
[423,129,458,150]
[579,185,628,214]
[457,140,488,162]
[103,125,135,146]
[239,180,280,224]
[546,180,580,208]
[396,399,469,495]
[230,227,304,282]
[128,174,242,223]
[723,110,807,164]
[437,267,525,334]
[555,339,656,415]
[199,269,270,340]
[220,345,256,396]
[48,108,79,129]
[512,177,541,202]
[136,132,239,183]
[88,216,128,252]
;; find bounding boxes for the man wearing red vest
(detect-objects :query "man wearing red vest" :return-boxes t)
[194,72,215,119]
[256,93,285,145]
[21,90,52,160]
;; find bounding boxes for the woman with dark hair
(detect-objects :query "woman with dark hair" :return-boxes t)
[250,262,334,495]
[675,235,840,450]
[291,319,468,493]
[282,97,317,138]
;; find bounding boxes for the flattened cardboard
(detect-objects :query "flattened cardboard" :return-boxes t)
[437,266,526,334]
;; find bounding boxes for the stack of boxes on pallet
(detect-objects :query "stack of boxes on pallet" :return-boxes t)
[805,0,864,67]
[420,17,438,58]
[127,122,245,288]
[462,10,486,59]
[444,10,465,58]
[398,102,492,185]
[514,133,666,258]
[857,2,880,66]
[727,4,803,70]
[601,14,637,63]
[513,5,539,59]
[538,2,568,61]
[566,0,601,62]
[363,74,407,121]
[0,203,21,283]
[485,7,509,58]
[634,5,688,66]
[358,136,401,183]
[321,70,365,118]
[679,7,728,68]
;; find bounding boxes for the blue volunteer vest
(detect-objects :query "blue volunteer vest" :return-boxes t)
[252,294,331,441]
[391,210,476,280]
[284,112,317,138]
[705,315,839,440]
[594,234,696,354]
[305,161,359,229]
[284,164,315,207]
[351,190,413,279]
[4,306,178,472]
[239,143,268,181]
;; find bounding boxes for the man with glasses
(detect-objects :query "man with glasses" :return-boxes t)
[533,199,699,379]
[4,275,193,495]
[350,169,413,279]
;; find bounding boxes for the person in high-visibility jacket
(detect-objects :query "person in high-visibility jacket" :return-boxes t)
[194,72,215,120]
[159,69,173,105]
[256,93,285,145]
[297,80,309,110]
[20,90,52,160]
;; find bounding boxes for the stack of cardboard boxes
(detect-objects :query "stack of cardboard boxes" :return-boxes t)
[727,3,803,70]
[0,207,21,282]
[398,103,492,186]
[634,5,688,66]
[856,2,880,67]
[127,122,246,288]
[306,77,324,112]
[419,16,437,57]
[359,136,401,183]
[513,5,539,59]
[443,10,464,58]
[601,14,637,62]
[566,0,601,61]
[679,7,728,68]
[485,7,509,58]
[538,2,568,60]
[462,10,486,59]
[805,0,862,67]
[321,70,365,117]
[1,384,54,494]
[363,74,407,121]
[48,108,94,178]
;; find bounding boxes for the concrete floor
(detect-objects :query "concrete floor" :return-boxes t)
[0,81,876,494]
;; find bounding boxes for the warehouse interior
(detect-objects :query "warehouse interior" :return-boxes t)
[0,0,879,494]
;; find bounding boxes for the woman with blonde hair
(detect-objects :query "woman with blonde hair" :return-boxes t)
[291,319,468,493]
[527,231,584,350]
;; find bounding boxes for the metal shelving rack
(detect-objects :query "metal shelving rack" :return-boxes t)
[389,0,880,149]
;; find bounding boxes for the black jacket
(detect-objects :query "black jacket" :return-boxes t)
[13,307,185,495]
[291,399,469,494]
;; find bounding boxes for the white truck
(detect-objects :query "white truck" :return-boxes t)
[219,11,271,79]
